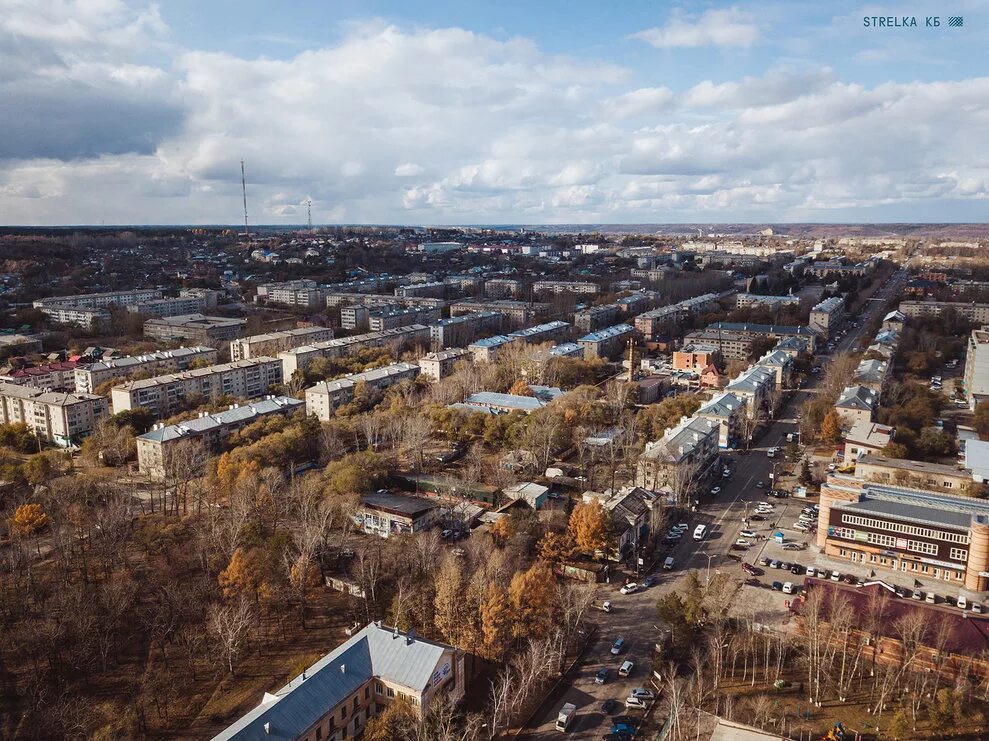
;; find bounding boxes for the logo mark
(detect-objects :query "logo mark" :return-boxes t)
[948,16,964,26]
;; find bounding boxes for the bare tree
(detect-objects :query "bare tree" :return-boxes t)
[208,598,256,675]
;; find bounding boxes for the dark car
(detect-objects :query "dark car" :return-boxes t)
[596,668,610,684]
[749,514,765,521]
[601,698,618,714]
[771,581,784,591]
[759,556,771,567]
[611,717,638,730]
[603,734,633,741]
[779,561,791,571]
[643,576,656,587]
[790,564,804,575]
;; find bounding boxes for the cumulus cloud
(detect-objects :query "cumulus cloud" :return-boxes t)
[631,8,759,49]
[1,5,989,224]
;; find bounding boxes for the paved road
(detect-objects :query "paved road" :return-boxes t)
[522,271,905,740]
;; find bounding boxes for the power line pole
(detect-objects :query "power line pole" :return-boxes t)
[241,160,250,242]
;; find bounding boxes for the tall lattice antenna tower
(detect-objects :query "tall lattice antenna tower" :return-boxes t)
[307,199,312,233]
[241,160,250,241]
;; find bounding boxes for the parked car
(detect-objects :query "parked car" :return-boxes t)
[601,698,618,714]
[805,566,817,578]
[630,688,655,700]
[770,559,781,569]
[759,556,771,567]
[625,696,647,709]
[643,576,656,587]
[782,582,795,594]
[602,600,612,613]
[831,572,841,582]
[926,592,936,604]
[974,602,983,614]
[958,596,969,611]
[596,668,609,684]
[782,542,804,551]
[742,562,759,576]
[749,514,765,522]
[740,529,757,538]
[911,590,923,601]
[790,564,804,575]
[611,637,625,655]
[620,583,638,595]
[710,486,722,495]
[771,581,784,591]
[735,538,752,547]
[619,660,634,677]
[756,480,765,488]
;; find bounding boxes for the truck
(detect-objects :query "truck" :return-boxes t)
[556,702,577,731]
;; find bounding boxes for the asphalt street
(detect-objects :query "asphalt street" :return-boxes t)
[522,271,906,740]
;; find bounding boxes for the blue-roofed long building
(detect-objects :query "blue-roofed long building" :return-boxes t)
[211,622,465,741]
[450,391,548,415]
[305,362,421,420]
[468,335,517,363]
[508,320,570,345]
[136,395,304,479]
[578,323,634,361]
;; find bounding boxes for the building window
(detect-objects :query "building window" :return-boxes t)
[387,687,395,698]
[375,682,383,695]
[950,547,968,561]
[906,540,938,556]
[364,687,370,699]
[317,729,323,740]
[353,698,359,711]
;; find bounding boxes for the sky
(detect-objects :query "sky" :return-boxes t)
[1,0,989,225]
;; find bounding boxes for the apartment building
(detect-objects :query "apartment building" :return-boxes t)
[279,325,430,378]
[725,365,777,417]
[468,335,517,363]
[305,362,421,420]
[484,278,522,298]
[835,385,878,426]
[35,305,111,329]
[578,324,634,361]
[531,280,600,296]
[734,293,801,310]
[574,304,620,333]
[144,314,247,344]
[396,281,447,299]
[0,382,108,446]
[672,343,720,373]
[636,415,720,492]
[34,287,162,311]
[804,259,872,278]
[325,292,445,310]
[256,279,325,309]
[125,294,207,318]
[418,348,473,381]
[818,473,989,592]
[965,326,989,409]
[695,392,747,448]
[616,291,660,316]
[368,305,442,332]
[809,296,844,338]
[74,346,218,393]
[449,300,550,329]
[136,395,304,480]
[429,312,502,351]
[213,622,464,741]
[508,320,570,345]
[900,300,989,324]
[754,349,794,389]
[230,326,334,362]
[110,357,283,418]
[0,361,81,391]
[684,323,817,360]
[548,342,583,358]
[634,294,721,338]
[852,358,889,395]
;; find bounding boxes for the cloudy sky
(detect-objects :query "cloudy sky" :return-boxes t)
[1,0,988,225]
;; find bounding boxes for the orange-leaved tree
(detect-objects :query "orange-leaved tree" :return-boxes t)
[509,561,558,639]
[10,503,49,538]
[568,500,613,556]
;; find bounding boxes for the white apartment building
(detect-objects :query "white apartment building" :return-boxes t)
[531,280,600,296]
[809,296,844,338]
[74,346,218,393]
[125,294,207,318]
[279,325,430,378]
[418,348,473,381]
[965,326,989,410]
[305,363,421,420]
[256,279,325,309]
[110,357,283,418]
[230,326,334,361]
[900,300,989,324]
[136,395,304,480]
[34,288,164,328]
[429,312,503,350]
[0,382,109,447]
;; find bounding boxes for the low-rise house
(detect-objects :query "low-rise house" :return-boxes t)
[0,360,81,391]
[854,454,972,493]
[212,622,465,741]
[502,482,549,509]
[844,420,894,460]
[852,358,889,395]
[356,491,440,537]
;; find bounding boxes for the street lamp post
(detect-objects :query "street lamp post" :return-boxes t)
[706,553,716,585]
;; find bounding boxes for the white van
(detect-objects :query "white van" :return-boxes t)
[958,596,968,610]
[663,556,675,570]
[693,524,708,541]
[619,660,634,677]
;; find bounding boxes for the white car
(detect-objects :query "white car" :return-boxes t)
[793,522,810,532]
[630,687,655,700]
[735,538,753,547]
[711,486,722,495]
[740,529,757,538]
[625,696,647,709]
[620,583,638,595]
